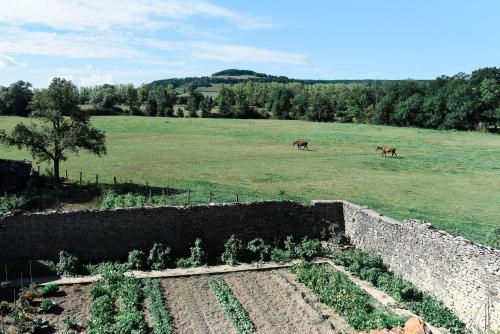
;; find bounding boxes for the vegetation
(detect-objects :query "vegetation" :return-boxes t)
[332,250,465,333]
[246,238,270,262]
[143,279,175,334]
[1,116,499,247]
[208,277,256,334]
[40,283,59,296]
[148,243,172,270]
[0,194,26,214]
[220,234,244,265]
[0,78,106,180]
[176,238,206,268]
[292,262,407,331]
[88,263,146,334]
[38,299,57,313]
[127,249,147,270]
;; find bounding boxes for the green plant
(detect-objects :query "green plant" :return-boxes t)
[56,250,79,276]
[38,299,57,313]
[247,238,270,262]
[0,194,27,214]
[144,279,174,334]
[63,317,78,330]
[0,300,9,313]
[127,249,146,270]
[208,277,255,334]
[176,238,206,268]
[270,235,297,262]
[31,318,49,333]
[294,237,324,261]
[292,263,406,331]
[221,235,244,265]
[40,283,59,296]
[148,243,171,270]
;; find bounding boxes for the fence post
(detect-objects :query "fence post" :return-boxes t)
[65,170,68,180]
[79,172,82,185]
[114,177,117,191]
[209,191,212,203]
[236,194,239,203]
[37,165,40,175]
[96,174,98,185]
[187,188,191,205]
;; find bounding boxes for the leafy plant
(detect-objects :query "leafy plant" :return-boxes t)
[31,318,49,333]
[247,238,270,262]
[144,279,174,334]
[148,243,171,270]
[270,235,297,262]
[63,317,78,330]
[176,238,206,268]
[38,299,57,313]
[0,194,27,214]
[127,249,146,270]
[40,283,59,296]
[56,250,79,276]
[208,277,255,334]
[221,235,244,265]
[0,300,9,313]
[294,237,324,261]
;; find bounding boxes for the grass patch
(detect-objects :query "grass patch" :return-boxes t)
[1,116,499,246]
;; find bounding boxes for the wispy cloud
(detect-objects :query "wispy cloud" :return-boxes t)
[0,53,26,68]
[0,0,274,32]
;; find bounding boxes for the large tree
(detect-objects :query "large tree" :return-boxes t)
[0,78,106,181]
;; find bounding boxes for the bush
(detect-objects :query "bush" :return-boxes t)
[247,238,270,262]
[56,250,79,276]
[148,243,171,270]
[41,283,59,296]
[0,300,10,313]
[270,235,297,262]
[127,249,146,270]
[176,238,206,268]
[295,237,324,261]
[220,235,244,265]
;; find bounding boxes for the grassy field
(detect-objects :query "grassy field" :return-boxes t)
[1,116,499,246]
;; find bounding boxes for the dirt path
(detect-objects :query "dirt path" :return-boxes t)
[223,269,341,334]
[161,275,237,334]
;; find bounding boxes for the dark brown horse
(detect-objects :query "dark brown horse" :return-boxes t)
[293,140,308,150]
[376,146,397,157]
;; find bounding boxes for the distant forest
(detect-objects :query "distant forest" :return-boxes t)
[1,67,499,132]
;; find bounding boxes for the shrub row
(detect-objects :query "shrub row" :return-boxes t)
[292,262,407,332]
[208,277,255,334]
[143,279,174,334]
[332,250,466,334]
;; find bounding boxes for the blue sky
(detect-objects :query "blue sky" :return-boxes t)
[0,0,499,87]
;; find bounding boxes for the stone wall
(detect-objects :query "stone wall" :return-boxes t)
[0,159,32,192]
[336,200,500,330]
[0,201,343,262]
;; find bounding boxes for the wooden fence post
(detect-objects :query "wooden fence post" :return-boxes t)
[65,170,68,180]
[114,177,117,191]
[79,172,82,185]
[187,189,191,205]
[236,194,239,203]
[209,191,212,203]
[96,174,98,185]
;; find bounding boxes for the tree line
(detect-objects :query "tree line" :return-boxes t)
[1,67,499,131]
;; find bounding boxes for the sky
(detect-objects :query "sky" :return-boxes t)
[0,0,499,87]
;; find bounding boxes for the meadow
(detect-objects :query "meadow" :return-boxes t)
[1,116,499,246]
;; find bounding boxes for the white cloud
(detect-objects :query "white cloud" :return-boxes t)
[0,52,26,68]
[76,74,115,86]
[143,39,306,64]
[0,0,273,31]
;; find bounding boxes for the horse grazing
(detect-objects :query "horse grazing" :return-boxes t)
[293,140,309,150]
[376,146,397,157]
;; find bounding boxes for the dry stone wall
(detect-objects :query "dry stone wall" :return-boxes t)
[334,200,500,330]
[0,159,32,192]
[0,201,343,262]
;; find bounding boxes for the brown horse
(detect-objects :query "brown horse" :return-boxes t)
[376,146,397,157]
[293,140,308,150]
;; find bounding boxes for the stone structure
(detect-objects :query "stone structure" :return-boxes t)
[1,199,498,329]
[0,159,33,192]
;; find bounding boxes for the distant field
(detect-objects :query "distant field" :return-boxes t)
[1,116,499,246]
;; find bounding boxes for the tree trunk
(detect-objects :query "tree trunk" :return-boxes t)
[53,158,60,181]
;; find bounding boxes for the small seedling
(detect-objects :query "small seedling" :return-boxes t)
[38,299,57,313]
[31,318,49,333]
[41,283,59,296]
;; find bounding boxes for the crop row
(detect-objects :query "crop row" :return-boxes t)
[332,250,466,334]
[88,264,146,334]
[208,277,256,334]
[144,279,175,334]
[292,262,407,332]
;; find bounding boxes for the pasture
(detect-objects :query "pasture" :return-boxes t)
[1,116,499,246]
